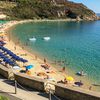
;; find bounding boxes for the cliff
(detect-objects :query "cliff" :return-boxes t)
[0,0,98,20]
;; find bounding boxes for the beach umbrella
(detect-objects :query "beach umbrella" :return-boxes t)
[0,53,6,58]
[0,55,5,59]
[0,41,6,45]
[9,52,14,56]
[21,59,28,63]
[13,66,20,69]
[66,76,74,81]
[26,65,33,70]
[3,58,15,66]
[2,47,8,52]
[0,42,6,46]
[19,58,28,63]
[9,62,15,66]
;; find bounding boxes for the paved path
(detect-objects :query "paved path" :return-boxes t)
[0,90,21,100]
[0,76,58,100]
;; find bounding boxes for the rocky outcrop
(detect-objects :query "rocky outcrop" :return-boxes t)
[63,1,97,20]
[45,0,98,20]
[97,16,100,20]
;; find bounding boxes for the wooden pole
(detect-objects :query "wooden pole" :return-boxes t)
[15,80,17,94]
[49,90,51,100]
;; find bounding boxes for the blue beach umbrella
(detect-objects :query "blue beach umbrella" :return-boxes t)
[0,46,3,49]
[19,58,28,63]
[26,65,33,70]
[21,59,28,63]
[9,52,15,56]
[3,58,15,66]
[0,52,5,58]
[0,55,5,59]
[2,47,8,51]
[0,41,6,45]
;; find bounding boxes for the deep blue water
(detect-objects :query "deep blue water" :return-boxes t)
[11,21,100,84]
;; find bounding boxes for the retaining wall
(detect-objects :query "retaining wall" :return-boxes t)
[0,66,100,100]
[55,83,100,100]
[0,65,13,79]
[14,73,45,91]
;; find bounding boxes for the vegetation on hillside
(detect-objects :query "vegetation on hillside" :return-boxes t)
[0,0,97,20]
[0,95,9,100]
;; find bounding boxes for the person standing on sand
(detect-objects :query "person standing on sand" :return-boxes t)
[14,46,16,50]
[80,70,84,76]
[44,58,46,64]
[89,86,92,90]
[14,44,16,50]
[35,55,37,60]
[62,67,65,72]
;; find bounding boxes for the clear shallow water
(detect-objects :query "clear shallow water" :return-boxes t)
[0,20,7,24]
[11,21,100,85]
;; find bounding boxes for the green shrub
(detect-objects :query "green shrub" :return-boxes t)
[0,96,9,100]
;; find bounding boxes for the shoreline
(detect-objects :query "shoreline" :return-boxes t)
[0,20,100,93]
[2,20,66,81]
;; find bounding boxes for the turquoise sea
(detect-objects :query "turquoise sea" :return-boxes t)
[0,20,7,24]
[10,21,100,86]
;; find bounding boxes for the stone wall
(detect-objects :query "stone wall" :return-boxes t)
[55,83,100,100]
[0,65,13,79]
[14,73,45,91]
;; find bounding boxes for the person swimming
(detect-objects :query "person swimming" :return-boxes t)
[80,70,84,75]
[76,70,87,76]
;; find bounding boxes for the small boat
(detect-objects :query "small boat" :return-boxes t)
[29,37,36,41]
[43,37,50,41]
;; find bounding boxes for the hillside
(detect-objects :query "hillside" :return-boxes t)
[0,0,98,20]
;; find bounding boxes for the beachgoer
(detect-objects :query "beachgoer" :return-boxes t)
[79,80,82,87]
[47,75,50,79]
[54,60,57,65]
[81,70,84,75]
[62,67,65,72]
[14,46,16,50]
[35,55,37,60]
[25,42,28,46]
[64,78,68,84]
[26,68,28,72]
[89,86,92,90]
[79,80,82,83]
[44,58,46,63]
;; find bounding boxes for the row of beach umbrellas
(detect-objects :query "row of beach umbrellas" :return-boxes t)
[0,41,6,46]
[0,52,15,66]
[0,46,28,63]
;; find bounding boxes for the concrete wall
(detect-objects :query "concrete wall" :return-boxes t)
[0,65,13,79]
[55,84,100,100]
[14,73,45,91]
[0,65,100,100]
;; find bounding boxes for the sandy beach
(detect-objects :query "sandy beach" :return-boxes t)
[0,20,100,93]
[0,20,66,82]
